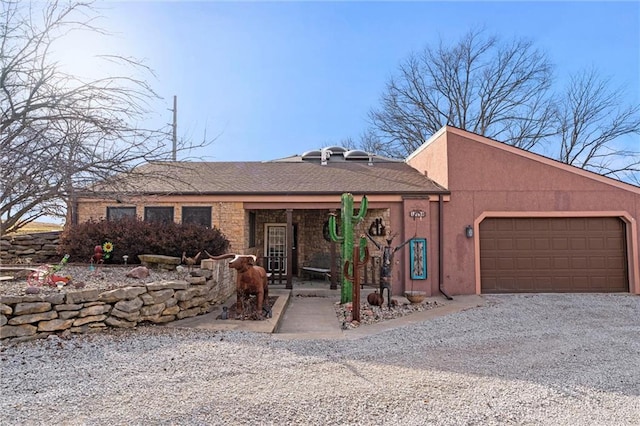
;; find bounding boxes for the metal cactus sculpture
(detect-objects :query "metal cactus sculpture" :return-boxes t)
[328,193,368,303]
[343,242,370,322]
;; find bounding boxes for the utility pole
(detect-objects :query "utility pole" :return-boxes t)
[172,95,177,161]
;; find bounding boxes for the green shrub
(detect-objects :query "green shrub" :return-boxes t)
[58,217,229,264]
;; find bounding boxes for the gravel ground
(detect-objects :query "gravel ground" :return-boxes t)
[1,293,638,425]
[0,265,188,297]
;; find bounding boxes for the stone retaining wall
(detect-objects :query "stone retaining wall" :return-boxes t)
[0,231,62,264]
[0,260,235,343]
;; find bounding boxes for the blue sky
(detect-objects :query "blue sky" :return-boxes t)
[61,1,640,162]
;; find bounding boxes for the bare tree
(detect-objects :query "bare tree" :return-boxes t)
[368,29,557,157]
[555,69,640,184]
[0,0,208,234]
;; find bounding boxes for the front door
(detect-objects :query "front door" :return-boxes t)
[264,223,298,275]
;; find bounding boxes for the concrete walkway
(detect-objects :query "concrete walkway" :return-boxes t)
[168,284,485,340]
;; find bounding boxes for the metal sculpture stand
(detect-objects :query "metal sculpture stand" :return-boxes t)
[343,243,370,322]
[365,232,412,308]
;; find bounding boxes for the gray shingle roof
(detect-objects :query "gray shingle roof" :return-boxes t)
[93,160,447,195]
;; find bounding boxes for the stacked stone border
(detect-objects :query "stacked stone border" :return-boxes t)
[0,231,62,265]
[0,260,234,343]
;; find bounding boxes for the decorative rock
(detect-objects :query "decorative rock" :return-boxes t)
[38,319,74,332]
[191,286,209,297]
[141,289,174,305]
[14,302,52,315]
[162,305,180,316]
[88,322,107,328]
[146,281,188,291]
[114,297,143,313]
[72,315,107,327]
[99,286,147,302]
[25,286,40,294]
[176,307,200,319]
[0,314,6,326]
[175,288,198,302]
[42,294,65,304]
[15,248,36,255]
[179,296,207,310]
[125,266,150,279]
[137,254,181,271]
[8,310,57,325]
[186,276,206,285]
[151,315,175,323]
[0,303,12,315]
[192,269,213,279]
[110,308,141,322]
[105,317,136,328]
[0,296,30,304]
[58,311,80,320]
[66,289,99,304]
[55,303,83,311]
[79,304,111,317]
[0,324,37,338]
[140,303,165,317]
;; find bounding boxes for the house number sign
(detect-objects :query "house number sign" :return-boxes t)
[409,210,426,219]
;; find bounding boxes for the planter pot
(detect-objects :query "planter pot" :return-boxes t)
[404,291,427,304]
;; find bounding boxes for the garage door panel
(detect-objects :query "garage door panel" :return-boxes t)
[570,237,587,250]
[587,237,606,249]
[516,258,533,269]
[551,219,570,231]
[497,238,514,250]
[532,220,550,231]
[534,238,550,250]
[552,257,569,269]
[480,217,628,293]
[497,258,514,270]
[552,238,569,250]
[607,237,624,250]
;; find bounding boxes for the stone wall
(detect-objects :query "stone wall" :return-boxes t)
[0,260,235,343]
[0,232,62,264]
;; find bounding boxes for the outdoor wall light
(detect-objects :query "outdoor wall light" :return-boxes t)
[465,225,474,238]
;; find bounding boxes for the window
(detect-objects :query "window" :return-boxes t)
[107,207,136,220]
[182,206,211,227]
[144,207,174,223]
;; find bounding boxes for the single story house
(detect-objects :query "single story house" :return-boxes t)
[75,126,640,296]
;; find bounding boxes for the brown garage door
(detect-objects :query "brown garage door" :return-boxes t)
[480,217,628,293]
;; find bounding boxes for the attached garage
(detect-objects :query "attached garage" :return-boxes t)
[480,217,628,293]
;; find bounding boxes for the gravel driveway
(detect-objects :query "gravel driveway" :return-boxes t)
[1,293,638,425]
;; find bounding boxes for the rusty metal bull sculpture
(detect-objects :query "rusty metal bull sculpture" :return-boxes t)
[206,251,270,320]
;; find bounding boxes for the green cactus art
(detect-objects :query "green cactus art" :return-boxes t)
[328,193,368,303]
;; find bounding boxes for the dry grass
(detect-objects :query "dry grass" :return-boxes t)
[7,221,64,235]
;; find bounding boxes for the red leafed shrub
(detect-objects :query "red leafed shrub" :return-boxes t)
[58,217,229,264]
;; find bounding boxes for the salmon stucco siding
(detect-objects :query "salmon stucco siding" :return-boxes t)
[408,126,640,295]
